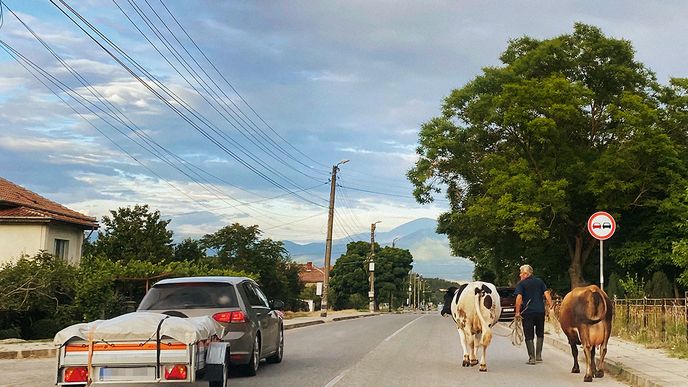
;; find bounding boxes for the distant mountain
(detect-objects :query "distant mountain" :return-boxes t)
[282,217,474,281]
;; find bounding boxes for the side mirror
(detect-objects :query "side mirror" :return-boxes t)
[270,299,285,311]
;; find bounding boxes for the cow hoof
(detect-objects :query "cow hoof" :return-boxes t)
[470,359,479,366]
[584,375,593,382]
[571,367,580,374]
[462,360,470,367]
[595,370,604,378]
[479,365,487,372]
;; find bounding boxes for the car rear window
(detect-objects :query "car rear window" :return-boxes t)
[138,282,239,310]
[497,288,515,298]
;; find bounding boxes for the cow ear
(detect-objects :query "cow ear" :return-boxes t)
[474,287,481,295]
[482,284,492,294]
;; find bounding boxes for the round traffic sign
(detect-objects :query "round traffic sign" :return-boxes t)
[587,211,616,240]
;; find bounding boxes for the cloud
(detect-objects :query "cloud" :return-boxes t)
[299,70,360,83]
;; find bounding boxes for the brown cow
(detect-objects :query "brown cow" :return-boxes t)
[558,285,613,382]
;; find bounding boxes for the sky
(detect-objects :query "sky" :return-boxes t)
[1,1,687,279]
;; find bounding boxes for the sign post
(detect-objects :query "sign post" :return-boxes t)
[587,211,616,291]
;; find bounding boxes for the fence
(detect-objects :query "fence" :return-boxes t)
[612,293,688,344]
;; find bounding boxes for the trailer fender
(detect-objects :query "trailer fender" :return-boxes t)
[205,342,229,385]
[206,342,229,365]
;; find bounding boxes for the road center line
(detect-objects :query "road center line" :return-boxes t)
[324,369,347,387]
[384,314,425,342]
[324,315,425,386]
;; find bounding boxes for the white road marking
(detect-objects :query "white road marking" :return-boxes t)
[324,315,426,386]
[384,314,425,342]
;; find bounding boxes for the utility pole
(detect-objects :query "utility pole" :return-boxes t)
[320,159,349,317]
[369,221,381,312]
[392,236,399,248]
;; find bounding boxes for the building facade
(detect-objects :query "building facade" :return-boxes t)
[0,177,98,265]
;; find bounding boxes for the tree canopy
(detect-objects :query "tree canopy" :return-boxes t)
[91,204,174,264]
[330,241,413,310]
[202,223,302,310]
[409,23,688,291]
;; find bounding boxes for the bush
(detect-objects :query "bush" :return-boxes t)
[0,326,21,340]
[25,318,61,340]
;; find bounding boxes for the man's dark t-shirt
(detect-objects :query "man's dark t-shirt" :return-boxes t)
[514,276,547,314]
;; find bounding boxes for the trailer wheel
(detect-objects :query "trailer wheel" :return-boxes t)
[208,352,228,387]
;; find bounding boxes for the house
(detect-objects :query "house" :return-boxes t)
[298,261,325,312]
[299,261,325,285]
[0,177,98,265]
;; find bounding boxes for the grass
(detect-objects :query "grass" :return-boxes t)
[613,319,688,359]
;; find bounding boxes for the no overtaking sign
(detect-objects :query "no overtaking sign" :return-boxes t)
[587,211,616,240]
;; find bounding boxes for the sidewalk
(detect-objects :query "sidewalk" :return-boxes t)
[541,321,688,387]
[0,310,378,361]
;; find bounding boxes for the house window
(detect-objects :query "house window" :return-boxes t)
[54,239,69,260]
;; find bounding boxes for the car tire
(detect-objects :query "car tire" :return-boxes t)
[266,327,283,364]
[242,334,260,376]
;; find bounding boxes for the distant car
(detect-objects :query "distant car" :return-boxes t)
[602,222,612,229]
[138,276,285,377]
[592,223,601,229]
[496,287,516,322]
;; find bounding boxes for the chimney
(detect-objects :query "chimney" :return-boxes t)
[306,262,313,271]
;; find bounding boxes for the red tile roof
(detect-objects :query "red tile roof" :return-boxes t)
[0,177,98,229]
[299,262,325,284]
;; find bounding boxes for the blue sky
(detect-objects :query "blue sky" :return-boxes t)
[1,1,686,280]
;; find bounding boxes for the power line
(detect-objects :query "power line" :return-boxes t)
[51,0,328,208]
[155,0,328,171]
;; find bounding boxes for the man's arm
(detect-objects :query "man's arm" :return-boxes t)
[515,294,523,317]
[544,290,553,309]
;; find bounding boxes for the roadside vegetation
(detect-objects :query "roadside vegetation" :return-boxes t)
[0,204,420,340]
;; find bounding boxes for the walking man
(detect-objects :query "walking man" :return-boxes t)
[514,264,553,365]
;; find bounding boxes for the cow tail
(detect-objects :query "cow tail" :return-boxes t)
[474,289,492,343]
[586,289,607,324]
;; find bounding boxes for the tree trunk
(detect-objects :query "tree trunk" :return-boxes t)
[566,232,596,290]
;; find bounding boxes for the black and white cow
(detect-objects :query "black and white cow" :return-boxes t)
[441,281,501,372]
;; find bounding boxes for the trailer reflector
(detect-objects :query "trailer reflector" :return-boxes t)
[64,366,88,382]
[164,364,188,380]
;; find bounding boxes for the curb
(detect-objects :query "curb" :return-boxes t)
[284,320,325,330]
[284,313,379,330]
[0,347,57,360]
[544,333,665,387]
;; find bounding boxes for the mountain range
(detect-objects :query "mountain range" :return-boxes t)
[283,217,474,281]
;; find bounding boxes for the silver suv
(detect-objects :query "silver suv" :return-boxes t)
[137,276,285,376]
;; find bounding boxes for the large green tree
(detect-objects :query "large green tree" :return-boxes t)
[92,204,174,264]
[374,247,413,309]
[329,242,370,309]
[409,24,688,290]
[201,223,302,309]
[330,241,413,310]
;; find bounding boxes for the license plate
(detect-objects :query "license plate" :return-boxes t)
[503,308,514,312]
[99,367,156,381]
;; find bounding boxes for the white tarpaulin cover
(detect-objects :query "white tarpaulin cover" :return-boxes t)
[54,312,224,346]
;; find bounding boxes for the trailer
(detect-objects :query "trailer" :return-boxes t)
[54,312,229,386]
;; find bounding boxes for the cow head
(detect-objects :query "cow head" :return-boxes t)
[441,287,458,317]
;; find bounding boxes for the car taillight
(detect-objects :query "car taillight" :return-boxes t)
[230,311,246,323]
[164,364,188,380]
[212,311,247,323]
[212,312,232,323]
[64,366,88,383]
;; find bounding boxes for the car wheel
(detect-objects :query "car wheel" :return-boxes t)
[242,334,260,376]
[266,327,283,364]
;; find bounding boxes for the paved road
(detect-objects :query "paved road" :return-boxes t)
[0,313,629,386]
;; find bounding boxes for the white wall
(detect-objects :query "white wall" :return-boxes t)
[0,223,85,265]
[0,224,47,264]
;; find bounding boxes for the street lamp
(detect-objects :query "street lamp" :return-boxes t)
[392,236,400,248]
[320,159,350,317]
